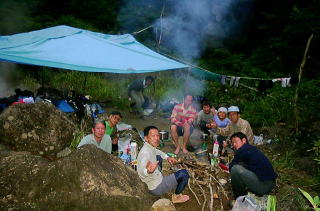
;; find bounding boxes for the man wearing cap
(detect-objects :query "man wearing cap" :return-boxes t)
[211,107,231,149]
[128,76,155,118]
[196,101,215,135]
[212,106,254,144]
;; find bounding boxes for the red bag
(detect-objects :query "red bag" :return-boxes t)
[219,163,229,171]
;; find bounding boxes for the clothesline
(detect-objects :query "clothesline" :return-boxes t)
[131,23,290,83]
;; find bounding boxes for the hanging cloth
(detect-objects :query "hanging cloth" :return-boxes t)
[229,76,236,86]
[234,77,240,87]
[220,75,227,85]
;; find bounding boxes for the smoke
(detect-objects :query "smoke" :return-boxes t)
[153,0,252,60]
[118,0,252,101]
[119,0,252,61]
[0,62,18,98]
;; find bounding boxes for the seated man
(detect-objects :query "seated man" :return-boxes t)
[105,111,122,154]
[229,132,277,197]
[170,94,197,154]
[212,107,231,148]
[196,101,215,135]
[128,75,155,118]
[137,126,190,203]
[78,119,112,153]
[212,106,254,144]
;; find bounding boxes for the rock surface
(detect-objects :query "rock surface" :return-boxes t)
[151,198,176,211]
[0,145,154,210]
[0,102,76,158]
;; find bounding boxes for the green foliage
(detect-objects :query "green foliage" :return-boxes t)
[21,76,39,93]
[49,71,131,108]
[70,129,85,150]
[272,151,296,171]
[312,138,320,165]
[299,188,320,210]
[267,195,277,211]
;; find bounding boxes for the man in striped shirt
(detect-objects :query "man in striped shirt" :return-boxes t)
[170,94,197,154]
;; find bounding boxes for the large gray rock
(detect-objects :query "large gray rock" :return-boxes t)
[0,102,75,158]
[0,145,154,210]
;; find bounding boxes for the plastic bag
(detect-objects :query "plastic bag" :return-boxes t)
[231,195,261,211]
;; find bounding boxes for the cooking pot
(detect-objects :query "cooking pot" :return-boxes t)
[159,130,169,141]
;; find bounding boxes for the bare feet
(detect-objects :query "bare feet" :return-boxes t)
[174,147,180,155]
[172,194,190,203]
[182,148,189,154]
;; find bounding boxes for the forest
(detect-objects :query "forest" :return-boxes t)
[0,0,320,210]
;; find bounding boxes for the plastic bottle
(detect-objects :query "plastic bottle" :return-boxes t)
[167,152,177,158]
[130,142,137,161]
[212,140,219,157]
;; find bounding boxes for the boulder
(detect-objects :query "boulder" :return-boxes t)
[0,145,154,210]
[0,102,76,157]
[151,199,176,211]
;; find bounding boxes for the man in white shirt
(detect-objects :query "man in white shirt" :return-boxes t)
[137,126,190,203]
[78,119,112,154]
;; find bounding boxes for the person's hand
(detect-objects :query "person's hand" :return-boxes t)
[211,121,217,128]
[167,157,177,165]
[222,140,228,148]
[187,118,194,124]
[146,161,159,174]
[112,137,118,144]
[183,121,191,128]
[174,121,183,127]
[206,122,214,129]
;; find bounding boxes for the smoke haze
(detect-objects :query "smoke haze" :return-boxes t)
[119,0,252,61]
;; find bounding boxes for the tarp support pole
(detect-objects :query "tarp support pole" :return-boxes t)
[41,67,44,87]
[82,74,87,94]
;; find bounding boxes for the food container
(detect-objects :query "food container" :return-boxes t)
[159,130,169,141]
[195,148,207,158]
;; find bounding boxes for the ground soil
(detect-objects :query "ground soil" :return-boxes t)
[111,109,233,211]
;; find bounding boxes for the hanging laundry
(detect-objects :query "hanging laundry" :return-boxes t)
[281,77,291,87]
[229,76,235,86]
[234,77,241,87]
[220,75,227,85]
[285,77,291,87]
[272,78,281,82]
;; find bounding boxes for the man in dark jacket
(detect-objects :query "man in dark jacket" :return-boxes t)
[128,76,154,117]
[229,132,277,198]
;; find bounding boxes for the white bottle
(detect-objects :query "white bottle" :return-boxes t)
[213,140,219,157]
[130,142,137,161]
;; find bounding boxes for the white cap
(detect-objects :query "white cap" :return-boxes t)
[228,106,240,113]
[217,107,228,114]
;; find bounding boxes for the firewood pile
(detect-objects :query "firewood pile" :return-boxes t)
[174,157,232,211]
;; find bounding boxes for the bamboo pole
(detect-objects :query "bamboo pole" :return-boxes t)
[293,34,314,135]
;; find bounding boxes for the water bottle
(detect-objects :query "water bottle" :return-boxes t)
[167,152,177,158]
[213,140,219,157]
[130,142,137,161]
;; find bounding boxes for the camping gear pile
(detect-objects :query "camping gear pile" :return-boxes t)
[117,125,144,169]
[0,87,105,122]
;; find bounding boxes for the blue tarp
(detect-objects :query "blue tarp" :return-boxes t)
[0,25,188,73]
